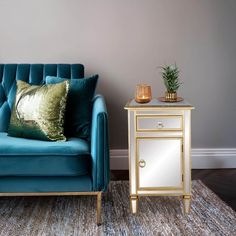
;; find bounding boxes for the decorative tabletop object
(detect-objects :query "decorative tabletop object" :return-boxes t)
[158,64,183,102]
[135,84,152,103]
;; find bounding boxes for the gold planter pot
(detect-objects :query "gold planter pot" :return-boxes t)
[165,92,177,102]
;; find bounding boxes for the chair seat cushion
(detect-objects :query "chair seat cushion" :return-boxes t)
[0,132,90,156]
[0,132,91,176]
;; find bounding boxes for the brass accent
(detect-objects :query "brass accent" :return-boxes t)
[158,96,184,103]
[96,192,102,225]
[183,194,191,213]
[139,186,183,191]
[182,112,186,193]
[0,192,99,196]
[137,193,184,196]
[130,195,138,213]
[189,111,192,198]
[136,136,184,191]
[124,99,195,110]
[136,115,183,132]
[128,110,132,196]
[125,106,194,110]
[182,110,192,199]
[138,191,192,195]
[165,91,177,101]
[183,195,191,199]
[139,159,146,168]
[130,195,138,200]
[134,111,139,195]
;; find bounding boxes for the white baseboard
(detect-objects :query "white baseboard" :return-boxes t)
[110,149,236,169]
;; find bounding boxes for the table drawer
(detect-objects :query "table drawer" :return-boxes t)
[136,115,183,131]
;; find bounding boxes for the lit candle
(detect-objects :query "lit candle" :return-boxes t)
[135,84,152,103]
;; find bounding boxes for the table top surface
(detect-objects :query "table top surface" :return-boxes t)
[125,98,194,109]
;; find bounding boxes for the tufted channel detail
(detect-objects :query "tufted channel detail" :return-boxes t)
[0,64,84,132]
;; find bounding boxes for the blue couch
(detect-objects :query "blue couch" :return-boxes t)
[0,64,110,225]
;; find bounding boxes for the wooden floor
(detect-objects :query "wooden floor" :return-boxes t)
[111,169,236,211]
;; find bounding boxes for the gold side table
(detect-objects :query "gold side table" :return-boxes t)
[125,98,194,213]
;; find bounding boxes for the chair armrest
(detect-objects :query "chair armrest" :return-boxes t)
[91,94,110,191]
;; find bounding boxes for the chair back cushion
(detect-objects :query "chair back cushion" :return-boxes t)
[0,64,84,132]
[46,75,98,140]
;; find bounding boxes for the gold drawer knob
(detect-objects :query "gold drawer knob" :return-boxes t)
[157,122,164,128]
[139,159,146,168]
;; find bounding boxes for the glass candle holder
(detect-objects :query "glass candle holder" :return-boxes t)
[135,84,152,103]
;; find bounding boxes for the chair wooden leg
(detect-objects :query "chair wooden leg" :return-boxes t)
[96,192,102,226]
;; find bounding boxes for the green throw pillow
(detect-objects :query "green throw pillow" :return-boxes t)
[8,80,69,141]
[46,75,98,140]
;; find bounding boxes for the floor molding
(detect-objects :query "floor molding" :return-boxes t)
[110,148,236,169]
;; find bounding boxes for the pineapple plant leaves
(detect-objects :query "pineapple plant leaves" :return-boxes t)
[159,64,181,93]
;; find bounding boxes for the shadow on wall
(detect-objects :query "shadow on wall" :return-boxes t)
[86,67,131,149]
[97,76,130,149]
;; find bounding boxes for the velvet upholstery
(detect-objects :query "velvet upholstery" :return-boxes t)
[0,132,89,156]
[0,64,109,193]
[91,95,110,191]
[0,64,84,132]
[0,155,90,177]
[0,176,92,192]
[0,132,90,176]
[46,75,98,140]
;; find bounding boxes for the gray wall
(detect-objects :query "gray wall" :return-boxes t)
[0,0,236,149]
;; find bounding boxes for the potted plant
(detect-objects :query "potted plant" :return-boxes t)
[160,64,181,102]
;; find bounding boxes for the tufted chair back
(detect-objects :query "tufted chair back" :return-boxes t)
[0,64,84,132]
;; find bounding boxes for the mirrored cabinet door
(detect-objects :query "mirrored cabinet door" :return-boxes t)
[137,138,183,189]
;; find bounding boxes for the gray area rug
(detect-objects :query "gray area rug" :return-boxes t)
[0,180,235,236]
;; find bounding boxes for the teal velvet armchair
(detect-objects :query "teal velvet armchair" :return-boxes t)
[0,64,110,225]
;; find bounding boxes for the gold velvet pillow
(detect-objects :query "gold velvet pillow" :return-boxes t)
[8,80,69,141]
